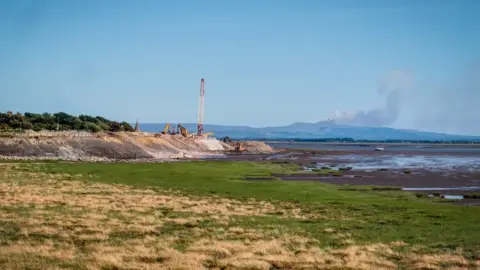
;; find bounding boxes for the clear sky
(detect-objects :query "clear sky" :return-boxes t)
[1,0,479,134]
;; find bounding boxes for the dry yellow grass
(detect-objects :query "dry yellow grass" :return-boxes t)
[0,163,476,270]
[0,180,311,220]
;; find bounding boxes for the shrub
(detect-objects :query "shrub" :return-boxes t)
[122,122,135,132]
[86,123,102,132]
[32,123,46,132]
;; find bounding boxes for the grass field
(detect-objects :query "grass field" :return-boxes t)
[0,160,479,269]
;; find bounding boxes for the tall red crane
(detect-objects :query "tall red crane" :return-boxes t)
[197,78,205,136]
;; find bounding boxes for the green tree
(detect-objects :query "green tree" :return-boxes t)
[79,115,99,124]
[33,123,46,132]
[86,122,101,132]
[0,111,139,133]
[109,122,123,132]
[122,122,135,132]
[21,122,33,130]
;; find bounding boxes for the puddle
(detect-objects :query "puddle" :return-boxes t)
[303,166,314,171]
[443,195,464,200]
[425,194,464,200]
[404,187,480,201]
[402,186,480,191]
[314,154,480,171]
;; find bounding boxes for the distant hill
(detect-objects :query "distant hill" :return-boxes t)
[138,122,480,141]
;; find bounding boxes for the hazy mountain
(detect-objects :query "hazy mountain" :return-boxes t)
[138,122,480,141]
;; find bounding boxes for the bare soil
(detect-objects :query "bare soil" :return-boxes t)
[0,131,274,161]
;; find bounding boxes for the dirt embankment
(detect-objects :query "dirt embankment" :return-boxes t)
[241,141,275,154]
[0,131,273,161]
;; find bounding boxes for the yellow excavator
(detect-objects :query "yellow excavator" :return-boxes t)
[159,123,213,138]
[222,136,245,151]
[177,124,193,137]
[162,123,170,134]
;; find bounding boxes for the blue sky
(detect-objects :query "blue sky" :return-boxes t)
[1,0,479,134]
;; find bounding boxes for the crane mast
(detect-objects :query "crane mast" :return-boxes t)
[197,78,205,136]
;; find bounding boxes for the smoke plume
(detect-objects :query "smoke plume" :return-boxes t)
[327,70,413,126]
[412,61,480,135]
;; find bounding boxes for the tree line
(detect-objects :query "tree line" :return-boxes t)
[0,111,135,132]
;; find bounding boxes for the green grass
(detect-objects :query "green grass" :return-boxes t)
[26,160,480,256]
[311,168,342,176]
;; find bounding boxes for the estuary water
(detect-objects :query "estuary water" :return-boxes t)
[267,142,480,153]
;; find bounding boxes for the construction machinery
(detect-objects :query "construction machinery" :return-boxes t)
[195,78,214,138]
[222,136,245,152]
[234,142,246,152]
[161,123,170,134]
[156,78,210,139]
[197,78,205,136]
[177,124,193,137]
[134,120,140,132]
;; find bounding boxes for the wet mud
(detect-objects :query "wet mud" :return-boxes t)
[223,147,480,205]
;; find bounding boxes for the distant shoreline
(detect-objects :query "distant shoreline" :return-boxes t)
[265,141,480,147]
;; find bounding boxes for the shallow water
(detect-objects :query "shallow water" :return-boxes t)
[402,186,480,191]
[443,195,464,200]
[192,154,227,160]
[314,154,480,171]
[266,153,298,160]
[269,142,480,153]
